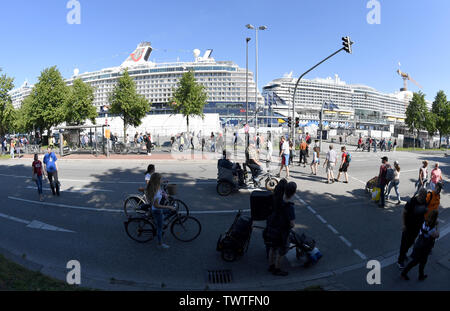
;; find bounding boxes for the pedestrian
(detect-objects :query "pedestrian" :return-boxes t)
[144,173,176,249]
[264,179,296,276]
[429,163,442,191]
[32,153,45,202]
[323,145,337,184]
[277,136,290,179]
[256,133,261,153]
[425,182,442,221]
[179,134,185,152]
[298,139,307,167]
[367,138,372,152]
[10,139,15,159]
[288,139,294,166]
[377,156,390,208]
[43,147,60,196]
[356,136,363,151]
[339,136,342,145]
[372,138,377,153]
[266,133,273,167]
[397,188,428,269]
[305,132,312,157]
[310,146,320,175]
[388,139,392,152]
[335,146,350,183]
[401,210,440,281]
[144,164,155,185]
[393,139,397,152]
[201,137,205,152]
[386,160,402,205]
[233,132,238,152]
[210,132,216,152]
[414,160,429,196]
[190,135,194,150]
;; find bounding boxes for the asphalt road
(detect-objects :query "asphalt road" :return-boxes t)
[0,147,449,290]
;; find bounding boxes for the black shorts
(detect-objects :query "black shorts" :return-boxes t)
[339,162,349,172]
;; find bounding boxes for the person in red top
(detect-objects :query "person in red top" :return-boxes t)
[336,146,350,183]
[356,137,363,151]
[32,153,45,201]
[378,156,390,208]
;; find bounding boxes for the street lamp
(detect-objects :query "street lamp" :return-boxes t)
[246,24,267,134]
[245,37,251,161]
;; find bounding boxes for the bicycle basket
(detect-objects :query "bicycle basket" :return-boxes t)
[167,184,177,195]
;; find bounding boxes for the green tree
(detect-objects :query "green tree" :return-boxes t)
[64,78,97,125]
[171,70,208,133]
[0,69,15,136]
[26,66,68,141]
[431,90,450,148]
[108,69,151,142]
[405,91,428,146]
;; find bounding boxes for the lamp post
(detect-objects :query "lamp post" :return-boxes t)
[246,24,267,135]
[245,37,251,161]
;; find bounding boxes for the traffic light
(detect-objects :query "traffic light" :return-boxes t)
[287,117,292,127]
[342,36,353,54]
[295,117,300,128]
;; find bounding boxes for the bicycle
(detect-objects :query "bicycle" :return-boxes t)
[124,208,202,243]
[123,182,189,218]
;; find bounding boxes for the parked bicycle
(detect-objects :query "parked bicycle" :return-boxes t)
[124,207,201,243]
[123,182,189,218]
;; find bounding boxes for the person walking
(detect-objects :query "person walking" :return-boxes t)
[356,136,363,151]
[401,210,439,281]
[288,139,294,166]
[387,139,392,152]
[10,138,15,159]
[298,139,307,167]
[266,133,273,168]
[335,146,350,183]
[201,137,205,152]
[429,163,442,191]
[372,138,377,153]
[144,173,176,249]
[32,154,45,201]
[377,156,390,208]
[414,160,429,196]
[43,147,60,196]
[425,182,442,221]
[397,188,428,269]
[233,132,238,152]
[386,160,402,205]
[264,179,297,276]
[305,132,312,157]
[277,136,290,179]
[210,132,216,152]
[310,146,320,175]
[393,139,397,152]
[323,145,337,184]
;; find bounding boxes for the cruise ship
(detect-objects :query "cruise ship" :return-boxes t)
[262,73,412,129]
[65,42,264,122]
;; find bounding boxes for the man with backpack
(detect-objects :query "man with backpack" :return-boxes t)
[377,156,390,208]
[335,146,350,183]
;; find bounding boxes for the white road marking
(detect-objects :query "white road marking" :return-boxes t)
[327,224,339,234]
[0,212,74,233]
[26,186,113,193]
[339,235,352,247]
[316,215,327,224]
[353,249,367,260]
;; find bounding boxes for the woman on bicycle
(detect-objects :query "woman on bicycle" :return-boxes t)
[144,164,155,185]
[145,173,176,249]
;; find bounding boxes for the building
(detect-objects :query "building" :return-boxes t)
[262,73,413,130]
[9,80,33,109]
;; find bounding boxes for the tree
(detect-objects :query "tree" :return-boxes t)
[431,90,450,148]
[13,96,34,134]
[0,69,15,136]
[405,91,428,146]
[64,78,97,125]
[171,70,208,133]
[108,69,151,142]
[26,66,68,141]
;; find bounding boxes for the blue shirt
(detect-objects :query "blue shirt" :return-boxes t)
[43,152,57,173]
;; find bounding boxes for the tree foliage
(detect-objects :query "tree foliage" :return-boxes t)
[64,78,97,125]
[405,91,428,138]
[0,69,15,136]
[432,90,450,147]
[171,70,207,133]
[109,69,151,141]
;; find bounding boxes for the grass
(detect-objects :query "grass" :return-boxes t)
[0,254,91,291]
[0,154,11,160]
[396,147,448,152]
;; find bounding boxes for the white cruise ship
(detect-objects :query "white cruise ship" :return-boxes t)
[65,42,264,122]
[262,73,412,129]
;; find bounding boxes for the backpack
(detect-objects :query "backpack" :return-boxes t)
[307,137,312,144]
[386,166,395,182]
[346,152,351,163]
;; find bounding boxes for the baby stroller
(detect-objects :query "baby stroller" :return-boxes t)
[365,176,378,193]
[288,230,323,267]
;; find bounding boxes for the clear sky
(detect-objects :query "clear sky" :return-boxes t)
[1,0,449,101]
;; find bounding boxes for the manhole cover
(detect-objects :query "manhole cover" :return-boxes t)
[207,270,233,284]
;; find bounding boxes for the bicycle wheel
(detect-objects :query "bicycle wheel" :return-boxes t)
[170,216,202,242]
[123,196,145,218]
[265,177,278,192]
[124,218,156,243]
[217,181,233,196]
[168,198,189,217]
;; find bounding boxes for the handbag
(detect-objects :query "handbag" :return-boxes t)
[372,187,381,201]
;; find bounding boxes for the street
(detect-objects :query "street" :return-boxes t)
[0,147,449,290]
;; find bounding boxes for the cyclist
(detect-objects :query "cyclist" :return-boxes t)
[144,173,176,249]
[144,164,155,185]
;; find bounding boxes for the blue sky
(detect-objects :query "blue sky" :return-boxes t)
[1,0,449,101]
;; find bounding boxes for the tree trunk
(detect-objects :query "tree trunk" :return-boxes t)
[186,115,190,134]
[439,133,442,148]
[123,119,127,143]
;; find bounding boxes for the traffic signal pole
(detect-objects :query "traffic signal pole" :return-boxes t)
[291,36,353,144]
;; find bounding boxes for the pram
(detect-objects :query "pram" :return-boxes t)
[365,176,378,193]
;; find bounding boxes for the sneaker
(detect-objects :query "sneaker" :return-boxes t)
[418,274,428,281]
[268,265,275,273]
[396,201,401,205]
[343,181,348,184]
[158,243,170,249]
[397,262,405,270]
[400,272,409,280]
